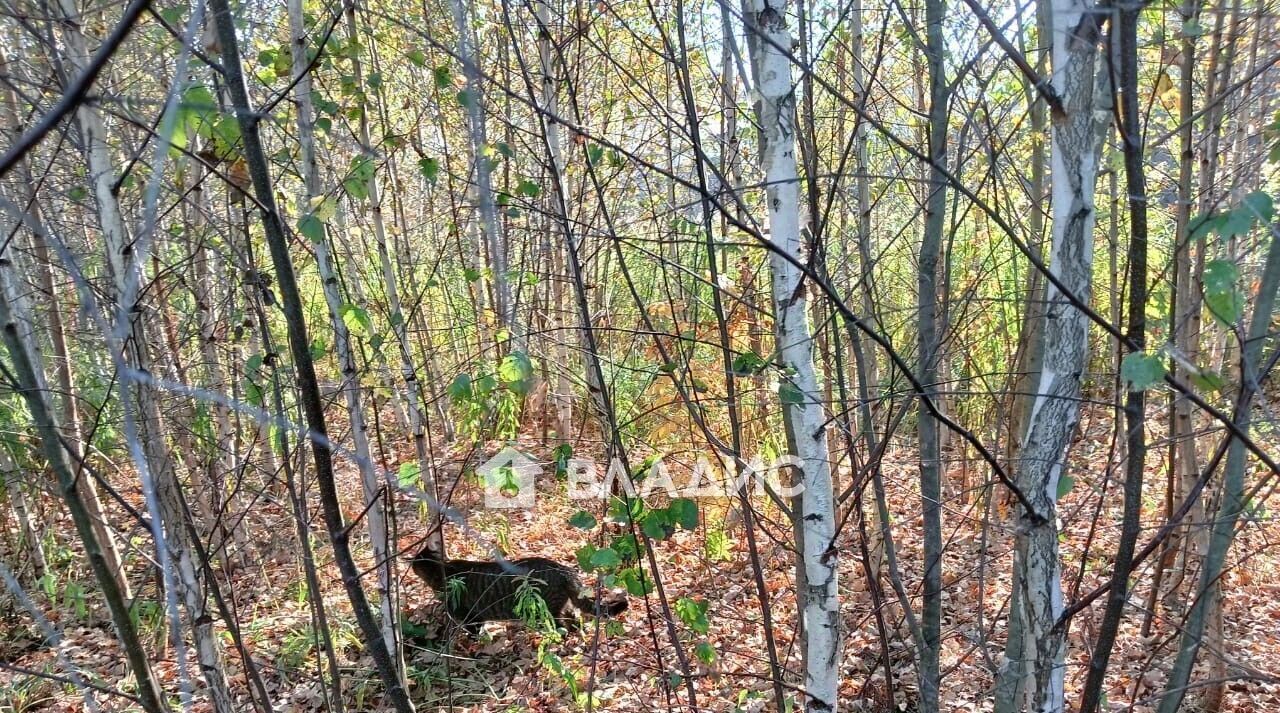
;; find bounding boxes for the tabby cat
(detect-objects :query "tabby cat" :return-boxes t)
[410,543,628,636]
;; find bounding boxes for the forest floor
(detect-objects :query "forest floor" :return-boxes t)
[2,404,1280,712]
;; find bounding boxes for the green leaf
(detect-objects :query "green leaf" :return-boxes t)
[668,498,698,530]
[568,510,597,530]
[309,338,327,361]
[675,597,710,634]
[245,380,264,408]
[455,90,471,108]
[339,303,372,335]
[642,510,674,540]
[575,544,597,572]
[418,157,440,183]
[1120,351,1167,392]
[1056,474,1075,500]
[344,156,375,201]
[731,351,767,375]
[498,351,535,393]
[178,85,217,131]
[1241,191,1275,224]
[433,65,451,88]
[273,47,292,78]
[1188,213,1222,242]
[694,641,717,665]
[463,267,481,282]
[589,547,621,570]
[211,115,241,159]
[474,373,498,394]
[1189,369,1226,393]
[515,178,540,198]
[608,496,645,525]
[778,382,804,406]
[298,214,325,242]
[245,353,265,379]
[398,462,421,487]
[1219,207,1254,239]
[160,6,185,24]
[618,566,654,596]
[447,373,473,402]
[407,49,427,67]
[1203,259,1244,326]
[587,144,604,165]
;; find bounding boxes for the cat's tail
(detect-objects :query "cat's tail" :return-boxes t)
[572,592,629,617]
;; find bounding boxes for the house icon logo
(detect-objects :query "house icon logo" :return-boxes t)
[479,446,540,509]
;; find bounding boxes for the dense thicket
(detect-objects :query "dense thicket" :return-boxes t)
[0,0,1277,710]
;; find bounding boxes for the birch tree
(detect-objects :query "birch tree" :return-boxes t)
[742,1,839,708]
[994,0,1109,709]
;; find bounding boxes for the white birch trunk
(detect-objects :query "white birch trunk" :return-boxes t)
[742,2,839,708]
[996,2,1109,710]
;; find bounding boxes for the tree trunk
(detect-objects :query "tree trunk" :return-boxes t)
[917,0,949,706]
[448,0,516,350]
[341,3,409,678]
[0,46,128,596]
[0,242,169,713]
[742,1,839,708]
[1078,6,1149,708]
[207,0,416,707]
[994,1,1109,709]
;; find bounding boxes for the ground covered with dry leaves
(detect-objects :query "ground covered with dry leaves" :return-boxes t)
[1,406,1279,712]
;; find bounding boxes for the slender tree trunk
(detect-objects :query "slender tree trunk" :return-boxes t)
[340,4,408,678]
[52,0,233,705]
[742,2,839,708]
[994,1,1109,709]
[0,247,169,713]
[0,46,128,596]
[1158,192,1280,713]
[1078,7,1148,708]
[1148,0,1201,638]
[917,0,949,707]
[0,448,46,578]
[536,0,575,442]
[1008,0,1050,465]
[208,0,416,708]
[448,0,516,350]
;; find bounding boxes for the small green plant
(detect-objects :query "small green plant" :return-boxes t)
[552,443,573,478]
[705,524,733,561]
[537,640,593,708]
[279,625,318,671]
[513,576,556,635]
[62,581,87,620]
[286,577,309,605]
[444,576,467,609]
[447,350,536,442]
[0,671,56,712]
